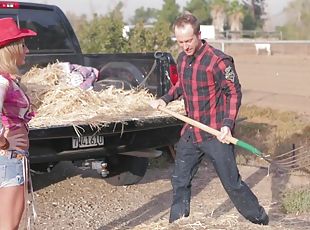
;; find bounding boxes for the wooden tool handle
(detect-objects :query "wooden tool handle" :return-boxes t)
[158,106,238,145]
[157,106,269,160]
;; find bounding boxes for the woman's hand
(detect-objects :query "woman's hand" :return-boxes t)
[7,133,28,150]
[0,131,6,144]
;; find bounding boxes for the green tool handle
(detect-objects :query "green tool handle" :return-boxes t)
[158,106,263,157]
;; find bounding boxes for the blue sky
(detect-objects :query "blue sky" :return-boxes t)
[17,0,293,30]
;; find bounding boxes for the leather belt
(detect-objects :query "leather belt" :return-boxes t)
[0,150,26,160]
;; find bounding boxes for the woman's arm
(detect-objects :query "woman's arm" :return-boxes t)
[0,76,9,148]
[0,76,28,150]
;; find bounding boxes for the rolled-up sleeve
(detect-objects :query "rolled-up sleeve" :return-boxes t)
[161,80,183,104]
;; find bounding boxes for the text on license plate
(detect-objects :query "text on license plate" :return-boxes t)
[72,135,104,149]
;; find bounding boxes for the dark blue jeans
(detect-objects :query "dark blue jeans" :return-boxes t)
[169,129,268,225]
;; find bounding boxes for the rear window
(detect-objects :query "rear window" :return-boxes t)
[0,8,74,52]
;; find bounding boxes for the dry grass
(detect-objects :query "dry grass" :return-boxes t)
[235,105,310,166]
[20,63,185,130]
[21,62,65,108]
[127,214,296,230]
[282,186,310,214]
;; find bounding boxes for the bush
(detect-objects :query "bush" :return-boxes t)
[282,187,310,214]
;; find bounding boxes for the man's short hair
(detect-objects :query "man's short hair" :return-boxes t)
[173,13,200,35]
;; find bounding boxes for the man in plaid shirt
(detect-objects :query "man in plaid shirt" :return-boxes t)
[150,13,269,225]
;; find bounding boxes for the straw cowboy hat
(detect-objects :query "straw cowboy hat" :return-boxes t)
[0,17,37,48]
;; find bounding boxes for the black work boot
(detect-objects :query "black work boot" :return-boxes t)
[258,211,269,225]
[169,202,190,223]
[250,208,269,225]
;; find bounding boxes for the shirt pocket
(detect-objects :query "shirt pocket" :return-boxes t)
[0,165,6,182]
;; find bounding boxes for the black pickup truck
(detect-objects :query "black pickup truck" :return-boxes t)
[0,1,182,185]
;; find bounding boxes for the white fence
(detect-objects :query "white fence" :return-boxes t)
[207,40,310,56]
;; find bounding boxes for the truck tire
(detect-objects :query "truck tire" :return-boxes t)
[98,62,144,90]
[104,155,149,186]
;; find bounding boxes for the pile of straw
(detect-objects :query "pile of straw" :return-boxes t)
[20,63,185,128]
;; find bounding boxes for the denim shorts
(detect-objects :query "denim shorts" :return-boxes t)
[0,155,24,188]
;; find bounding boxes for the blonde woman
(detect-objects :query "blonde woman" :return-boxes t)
[0,17,37,230]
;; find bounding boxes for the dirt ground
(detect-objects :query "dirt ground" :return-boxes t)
[26,54,310,230]
[235,54,310,116]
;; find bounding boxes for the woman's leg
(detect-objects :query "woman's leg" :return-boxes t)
[0,185,25,230]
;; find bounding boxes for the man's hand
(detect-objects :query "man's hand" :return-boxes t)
[149,99,166,110]
[217,126,231,144]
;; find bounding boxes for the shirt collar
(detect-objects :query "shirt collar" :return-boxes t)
[194,39,207,58]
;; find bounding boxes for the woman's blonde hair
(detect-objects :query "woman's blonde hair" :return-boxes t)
[0,40,24,75]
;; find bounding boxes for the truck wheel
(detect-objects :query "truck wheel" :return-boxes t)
[98,62,144,88]
[104,155,149,186]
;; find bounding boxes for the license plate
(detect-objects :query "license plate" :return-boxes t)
[72,135,104,149]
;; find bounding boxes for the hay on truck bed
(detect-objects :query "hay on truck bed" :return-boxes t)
[20,62,185,134]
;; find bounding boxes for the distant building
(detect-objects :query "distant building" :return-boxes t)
[200,25,215,40]
[122,24,154,39]
[123,25,130,39]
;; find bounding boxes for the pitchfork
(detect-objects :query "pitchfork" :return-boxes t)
[158,106,310,174]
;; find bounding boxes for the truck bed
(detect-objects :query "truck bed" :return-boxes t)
[29,114,183,139]
[28,115,183,163]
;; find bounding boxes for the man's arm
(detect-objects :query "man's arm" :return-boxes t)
[160,80,183,104]
[150,55,183,109]
[216,57,242,129]
[161,53,184,104]
[214,57,242,143]
[149,80,183,109]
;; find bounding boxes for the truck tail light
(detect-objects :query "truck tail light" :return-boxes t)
[169,64,178,85]
[0,2,19,8]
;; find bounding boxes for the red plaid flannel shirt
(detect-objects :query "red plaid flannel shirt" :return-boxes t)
[161,41,242,143]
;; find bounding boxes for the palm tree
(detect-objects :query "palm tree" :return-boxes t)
[210,0,228,35]
[281,0,310,39]
[184,0,212,25]
[228,0,245,38]
[242,0,263,16]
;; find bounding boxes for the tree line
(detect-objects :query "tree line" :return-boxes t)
[66,0,309,54]
[278,0,310,40]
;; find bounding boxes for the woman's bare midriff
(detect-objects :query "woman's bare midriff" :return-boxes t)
[5,124,29,150]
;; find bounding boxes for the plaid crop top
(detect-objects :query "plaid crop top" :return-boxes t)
[0,74,34,130]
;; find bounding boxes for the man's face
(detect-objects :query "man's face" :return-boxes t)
[174,24,201,56]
